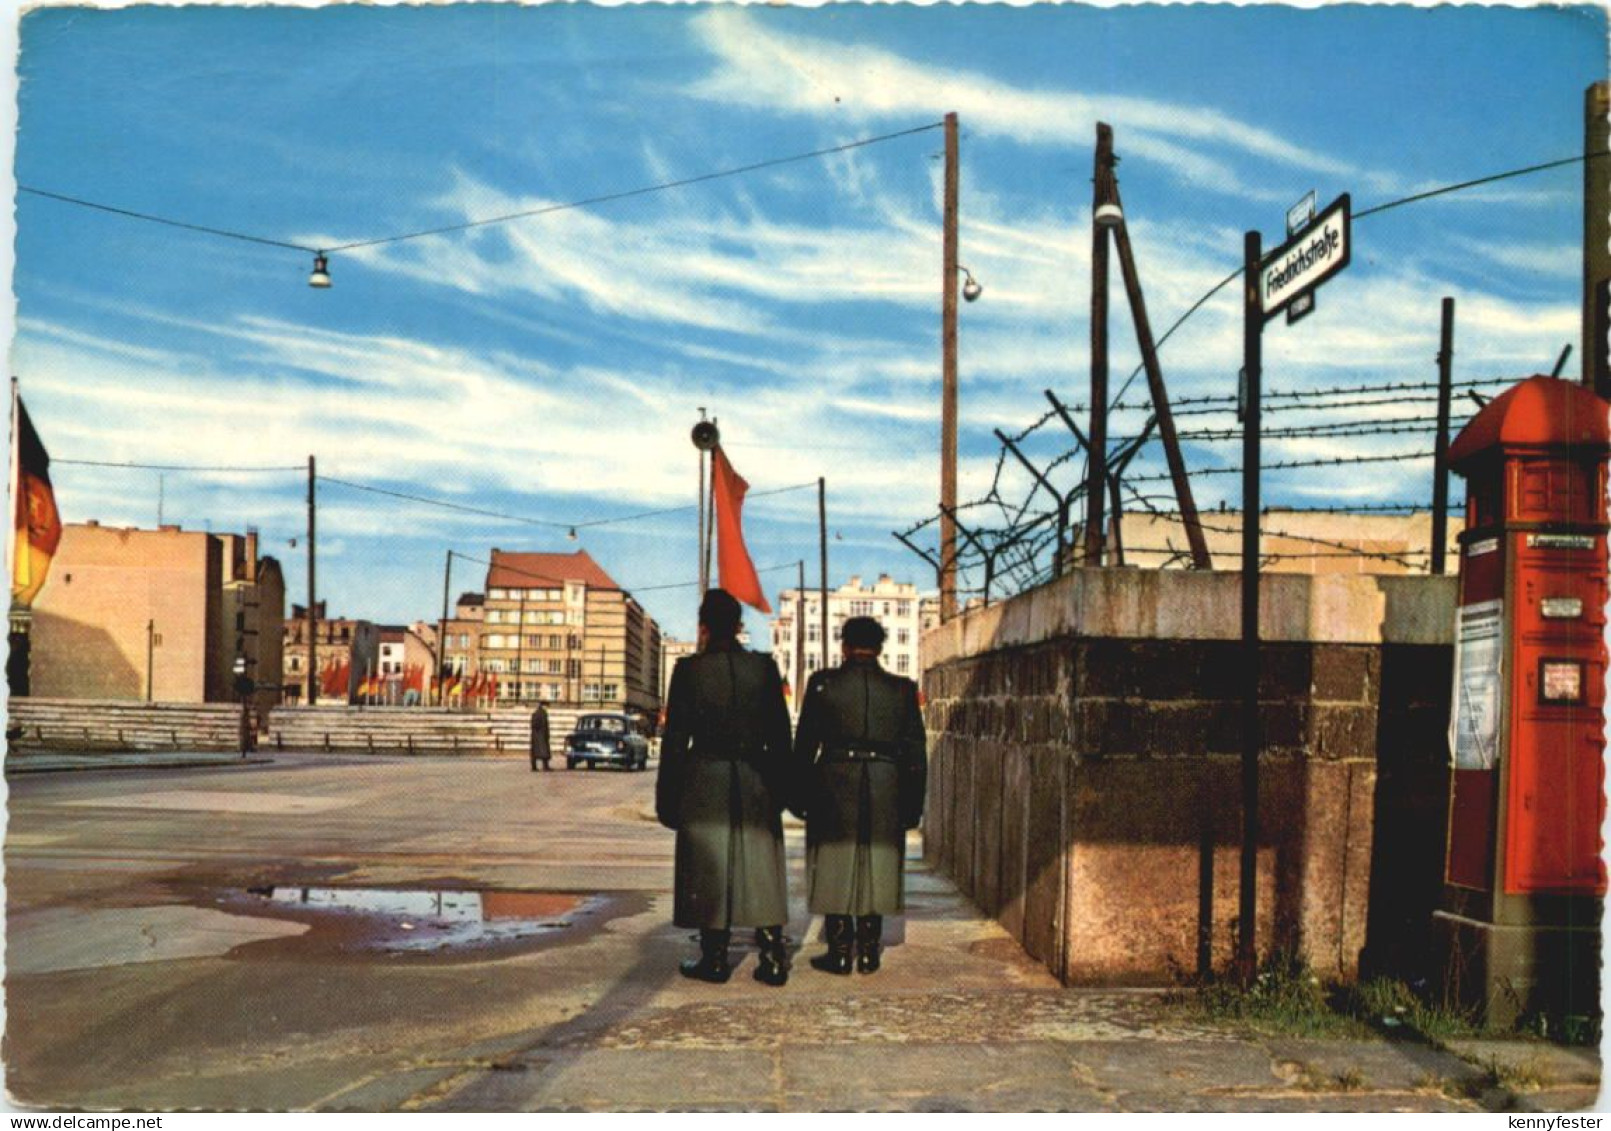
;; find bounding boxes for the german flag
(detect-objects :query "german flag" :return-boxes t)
[11,395,62,607]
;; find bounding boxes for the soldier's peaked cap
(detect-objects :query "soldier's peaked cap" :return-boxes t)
[843,616,886,650]
[699,588,743,635]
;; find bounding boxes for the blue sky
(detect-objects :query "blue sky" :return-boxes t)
[9,3,1605,640]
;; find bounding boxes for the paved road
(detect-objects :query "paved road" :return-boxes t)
[3,754,1600,1112]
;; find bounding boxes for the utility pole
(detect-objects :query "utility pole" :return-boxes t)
[306,455,317,707]
[940,111,960,621]
[1432,298,1456,575]
[146,619,155,702]
[437,550,452,709]
[795,560,807,712]
[1085,123,1115,567]
[819,477,829,674]
[1238,231,1263,984]
[1585,81,1610,397]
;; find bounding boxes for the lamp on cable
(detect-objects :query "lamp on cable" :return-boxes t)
[309,252,332,289]
[957,264,984,303]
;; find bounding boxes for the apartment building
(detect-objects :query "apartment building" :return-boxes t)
[27,522,284,716]
[769,574,937,705]
[453,549,662,718]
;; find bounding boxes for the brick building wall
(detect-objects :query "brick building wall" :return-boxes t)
[921,568,1456,985]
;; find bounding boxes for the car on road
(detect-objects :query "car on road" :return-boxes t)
[565,712,650,771]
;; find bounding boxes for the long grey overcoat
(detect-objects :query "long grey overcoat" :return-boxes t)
[655,642,791,930]
[792,657,927,916]
[529,705,551,765]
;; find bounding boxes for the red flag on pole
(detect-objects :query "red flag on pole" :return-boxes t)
[711,445,771,613]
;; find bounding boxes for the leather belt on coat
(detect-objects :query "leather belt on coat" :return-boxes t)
[821,746,897,764]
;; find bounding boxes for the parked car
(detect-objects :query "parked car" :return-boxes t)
[565,712,650,771]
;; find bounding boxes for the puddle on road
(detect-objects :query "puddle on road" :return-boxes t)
[237,885,602,953]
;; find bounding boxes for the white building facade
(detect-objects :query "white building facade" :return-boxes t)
[768,574,937,712]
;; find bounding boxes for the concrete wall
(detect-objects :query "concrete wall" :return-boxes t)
[921,568,1456,985]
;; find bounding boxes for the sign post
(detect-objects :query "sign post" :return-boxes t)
[1237,193,1352,983]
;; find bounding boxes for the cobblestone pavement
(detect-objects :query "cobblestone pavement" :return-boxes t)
[4,754,1601,1112]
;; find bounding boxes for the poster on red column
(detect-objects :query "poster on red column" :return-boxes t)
[1449,598,1503,770]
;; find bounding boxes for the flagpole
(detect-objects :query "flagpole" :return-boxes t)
[7,378,20,598]
[696,445,707,597]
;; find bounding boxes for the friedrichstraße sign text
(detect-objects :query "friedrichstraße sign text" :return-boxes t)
[1260,193,1350,321]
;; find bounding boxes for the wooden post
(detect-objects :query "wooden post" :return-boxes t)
[1238,230,1263,984]
[306,455,317,707]
[437,550,452,708]
[1085,123,1114,567]
[1432,298,1455,575]
[940,111,960,621]
[1109,162,1211,569]
[1585,81,1610,397]
[819,478,830,673]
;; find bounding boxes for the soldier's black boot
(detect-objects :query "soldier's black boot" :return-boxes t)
[679,929,732,983]
[809,915,854,975]
[753,926,790,986]
[855,915,883,974]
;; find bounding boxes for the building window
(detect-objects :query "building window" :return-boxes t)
[896,655,910,674]
[567,659,582,677]
[526,634,541,648]
[548,634,562,649]
[602,683,619,700]
[524,658,540,674]
[547,659,562,675]
[584,683,601,700]
[897,629,910,646]
[489,588,509,600]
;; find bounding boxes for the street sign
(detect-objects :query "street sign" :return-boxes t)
[1286,289,1316,325]
[1286,191,1316,238]
[1259,193,1350,322]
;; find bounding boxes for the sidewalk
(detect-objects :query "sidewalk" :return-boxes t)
[324,863,1602,1113]
[4,750,274,774]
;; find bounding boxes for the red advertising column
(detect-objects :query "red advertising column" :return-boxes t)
[1437,375,1608,1026]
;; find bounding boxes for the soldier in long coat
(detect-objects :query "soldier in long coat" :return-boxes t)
[655,588,792,985]
[529,702,552,771]
[791,616,927,974]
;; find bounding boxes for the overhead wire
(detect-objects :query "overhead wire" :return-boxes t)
[21,123,945,257]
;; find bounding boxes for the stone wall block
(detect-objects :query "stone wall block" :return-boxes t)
[1140,702,1212,758]
[999,745,1031,944]
[1311,645,1373,704]
[1258,643,1313,700]
[975,742,1006,916]
[1023,743,1066,970]
[1310,704,1379,761]
[952,743,978,904]
[1261,702,1309,752]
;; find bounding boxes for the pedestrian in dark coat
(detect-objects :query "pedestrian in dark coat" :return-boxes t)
[655,588,792,986]
[529,703,552,771]
[791,616,926,974]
